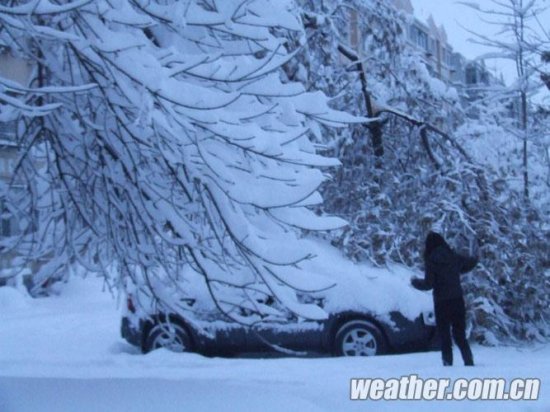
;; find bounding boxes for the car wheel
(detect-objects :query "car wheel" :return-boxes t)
[144,321,193,353]
[334,320,387,356]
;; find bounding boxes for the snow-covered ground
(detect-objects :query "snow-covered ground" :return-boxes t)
[0,277,548,412]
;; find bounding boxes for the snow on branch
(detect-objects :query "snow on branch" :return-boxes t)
[0,0,356,327]
[0,0,93,15]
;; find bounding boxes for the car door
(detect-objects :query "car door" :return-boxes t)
[194,320,247,354]
[245,320,325,353]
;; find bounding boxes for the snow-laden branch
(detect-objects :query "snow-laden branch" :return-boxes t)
[0,76,97,94]
[0,0,93,15]
[0,91,61,115]
[0,0,356,328]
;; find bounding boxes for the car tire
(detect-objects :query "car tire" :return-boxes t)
[144,320,193,353]
[334,320,387,356]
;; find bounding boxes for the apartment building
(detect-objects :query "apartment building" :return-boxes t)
[0,47,34,283]
[345,0,500,94]
[390,0,500,91]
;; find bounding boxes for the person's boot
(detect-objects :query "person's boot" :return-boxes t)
[442,350,453,366]
[462,346,474,366]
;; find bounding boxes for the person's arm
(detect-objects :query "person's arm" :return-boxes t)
[411,265,434,291]
[456,253,478,274]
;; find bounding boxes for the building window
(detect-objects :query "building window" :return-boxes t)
[410,25,429,51]
[0,200,14,238]
[418,30,428,51]
[0,121,16,142]
[428,38,437,56]
[0,185,27,238]
[443,48,453,67]
[466,66,477,84]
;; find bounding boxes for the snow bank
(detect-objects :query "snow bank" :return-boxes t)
[0,286,30,312]
[0,274,549,411]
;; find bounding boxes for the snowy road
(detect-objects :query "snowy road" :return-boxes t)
[0,278,548,412]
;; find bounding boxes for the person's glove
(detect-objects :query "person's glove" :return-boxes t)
[411,277,423,289]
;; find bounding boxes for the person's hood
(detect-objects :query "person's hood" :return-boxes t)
[425,232,449,257]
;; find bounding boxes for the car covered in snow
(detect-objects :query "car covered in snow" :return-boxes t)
[121,241,436,357]
[121,302,435,357]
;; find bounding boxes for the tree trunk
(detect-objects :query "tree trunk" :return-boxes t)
[337,45,384,169]
[521,91,529,200]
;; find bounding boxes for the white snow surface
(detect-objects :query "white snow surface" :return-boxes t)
[0,287,30,311]
[298,238,433,321]
[1,270,549,411]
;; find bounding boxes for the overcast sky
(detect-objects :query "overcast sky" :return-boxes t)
[409,0,550,83]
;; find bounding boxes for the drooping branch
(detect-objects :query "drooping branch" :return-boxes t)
[337,43,472,163]
[336,42,493,203]
[0,0,351,330]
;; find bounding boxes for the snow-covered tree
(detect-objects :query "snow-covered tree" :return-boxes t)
[295,0,549,343]
[459,0,549,202]
[296,0,465,263]
[0,0,359,324]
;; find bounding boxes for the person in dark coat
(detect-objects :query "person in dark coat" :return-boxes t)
[411,231,478,366]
